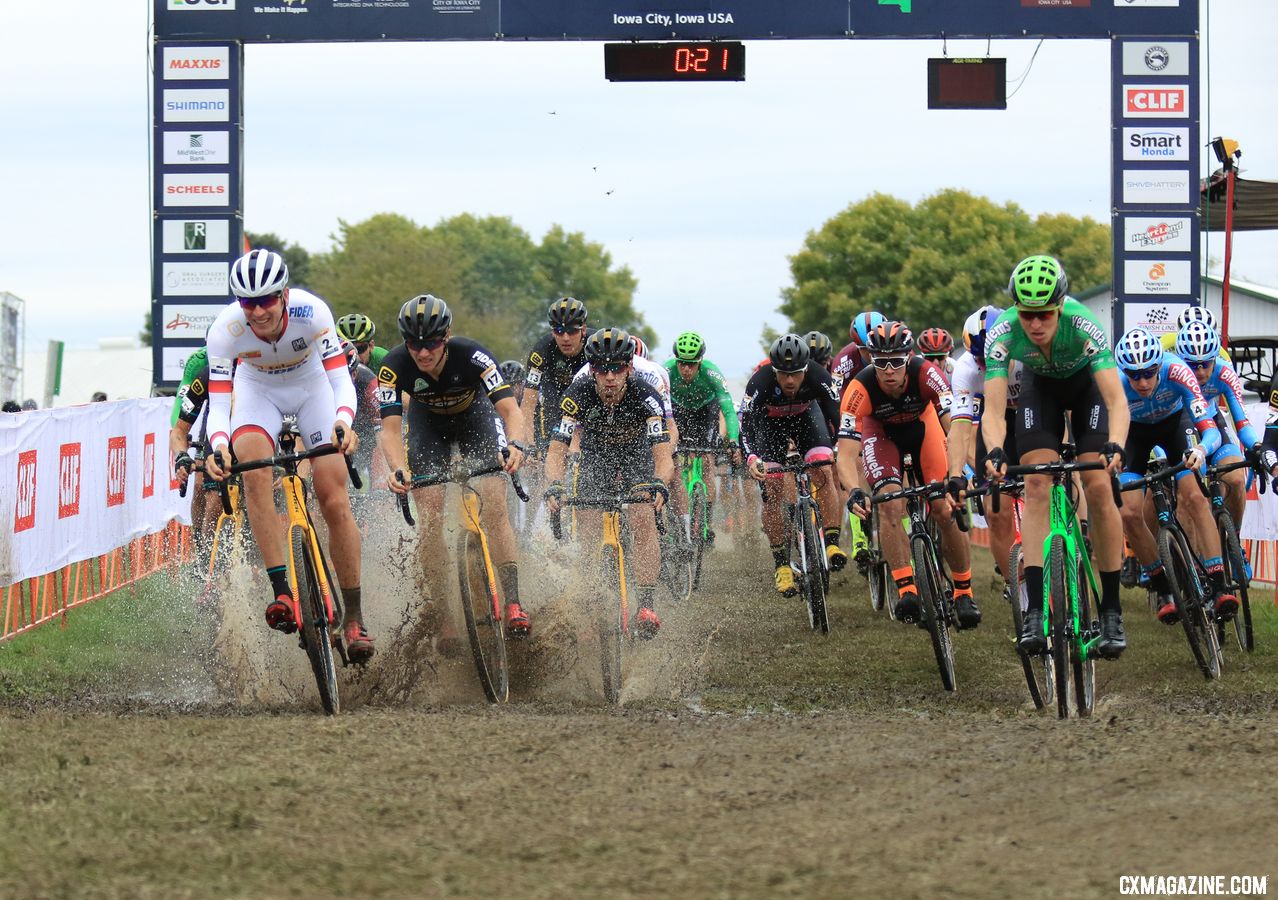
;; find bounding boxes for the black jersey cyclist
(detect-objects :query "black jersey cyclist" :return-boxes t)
[520,297,591,453]
[982,254,1130,659]
[543,328,674,638]
[379,294,532,638]
[500,359,527,406]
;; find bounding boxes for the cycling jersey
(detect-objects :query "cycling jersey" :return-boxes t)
[206,289,355,451]
[739,362,840,463]
[554,375,669,452]
[525,332,589,444]
[922,355,955,387]
[1119,353,1221,458]
[985,299,1115,381]
[1192,357,1259,450]
[171,347,209,426]
[837,357,951,437]
[367,345,389,369]
[572,355,673,420]
[350,361,382,471]
[950,352,1022,422]
[831,340,868,397]
[376,336,512,418]
[663,358,740,443]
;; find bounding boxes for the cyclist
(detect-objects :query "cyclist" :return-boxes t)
[946,305,1022,611]
[804,331,835,374]
[1113,328,1235,623]
[1158,306,1229,360]
[500,359,527,406]
[336,312,387,371]
[832,311,886,398]
[918,328,955,384]
[380,294,532,638]
[171,346,208,426]
[543,328,674,638]
[169,348,219,556]
[665,331,742,546]
[1175,321,1262,544]
[841,322,979,627]
[981,254,1129,659]
[572,336,678,452]
[342,339,383,517]
[741,334,845,596]
[521,298,590,452]
[203,249,373,662]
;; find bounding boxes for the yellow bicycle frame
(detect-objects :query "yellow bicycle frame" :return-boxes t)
[207,479,242,578]
[281,469,336,626]
[601,509,630,632]
[461,488,502,623]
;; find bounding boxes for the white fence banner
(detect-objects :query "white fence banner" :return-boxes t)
[1238,402,1278,541]
[0,399,191,586]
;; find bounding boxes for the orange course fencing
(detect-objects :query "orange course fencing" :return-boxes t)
[2,521,190,644]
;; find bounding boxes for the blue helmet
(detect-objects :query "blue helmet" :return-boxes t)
[1174,321,1221,364]
[851,311,886,345]
[962,305,1004,362]
[1115,328,1163,372]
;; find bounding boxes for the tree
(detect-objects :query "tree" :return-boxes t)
[778,190,1111,341]
[246,230,313,288]
[535,225,651,346]
[139,312,152,347]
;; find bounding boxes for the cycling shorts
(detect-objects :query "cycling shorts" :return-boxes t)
[406,397,502,480]
[860,402,947,492]
[674,403,720,450]
[749,404,833,465]
[230,364,340,451]
[1123,411,1195,482]
[1015,367,1108,457]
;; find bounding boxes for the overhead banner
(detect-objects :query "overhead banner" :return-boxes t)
[0,399,191,586]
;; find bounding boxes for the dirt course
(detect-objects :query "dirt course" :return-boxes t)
[2,506,1276,898]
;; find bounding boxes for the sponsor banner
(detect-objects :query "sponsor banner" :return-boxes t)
[162,130,231,165]
[1121,168,1190,205]
[1114,0,1179,6]
[167,0,236,9]
[162,346,205,383]
[0,399,191,586]
[163,88,230,123]
[1123,83,1188,118]
[162,173,230,207]
[1121,300,1189,335]
[1121,41,1188,75]
[161,262,228,297]
[162,45,230,79]
[1124,216,1191,253]
[1123,259,1191,294]
[161,218,231,254]
[161,303,224,338]
[1122,126,1188,161]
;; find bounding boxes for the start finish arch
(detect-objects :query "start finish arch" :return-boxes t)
[150,0,1200,387]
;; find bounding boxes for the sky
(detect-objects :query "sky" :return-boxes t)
[2,1,1276,383]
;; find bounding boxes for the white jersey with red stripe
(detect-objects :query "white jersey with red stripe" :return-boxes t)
[950,351,1023,422]
[205,288,356,451]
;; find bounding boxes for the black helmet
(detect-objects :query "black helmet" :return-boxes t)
[803,330,834,365]
[548,297,588,330]
[397,294,452,342]
[499,359,526,384]
[585,327,634,365]
[769,334,810,373]
[865,321,914,354]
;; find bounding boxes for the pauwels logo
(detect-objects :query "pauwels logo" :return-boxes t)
[107,437,127,508]
[59,443,82,519]
[15,450,37,533]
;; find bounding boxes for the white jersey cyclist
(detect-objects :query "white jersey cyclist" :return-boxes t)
[206,287,357,452]
[573,353,674,419]
[950,352,1023,423]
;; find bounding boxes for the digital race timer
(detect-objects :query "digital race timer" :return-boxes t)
[604,42,745,82]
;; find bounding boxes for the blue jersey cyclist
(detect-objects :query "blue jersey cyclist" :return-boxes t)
[1113,328,1236,624]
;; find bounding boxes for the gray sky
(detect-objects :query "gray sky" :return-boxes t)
[2,1,1275,379]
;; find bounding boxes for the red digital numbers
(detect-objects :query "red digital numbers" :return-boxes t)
[672,46,730,73]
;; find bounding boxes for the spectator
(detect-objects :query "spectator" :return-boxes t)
[21,399,37,411]
[2,400,20,413]
[91,391,108,402]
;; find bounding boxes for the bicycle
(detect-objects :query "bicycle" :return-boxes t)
[870,461,961,691]
[216,426,363,715]
[395,452,529,704]
[559,482,668,704]
[1205,455,1269,654]
[774,454,834,635]
[675,442,727,591]
[994,451,1122,718]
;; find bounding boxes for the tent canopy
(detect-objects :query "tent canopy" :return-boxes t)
[1201,174,1278,232]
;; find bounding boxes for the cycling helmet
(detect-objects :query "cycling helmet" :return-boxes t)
[804,331,834,365]
[962,305,1004,359]
[585,327,634,364]
[673,331,706,362]
[866,321,915,355]
[851,311,887,344]
[340,340,360,375]
[499,359,526,384]
[1174,321,1221,363]
[630,335,649,360]
[548,297,588,329]
[336,313,376,343]
[769,334,810,373]
[918,327,954,357]
[397,294,452,342]
[1176,305,1218,332]
[1008,255,1068,309]
[228,249,288,298]
[1115,327,1163,372]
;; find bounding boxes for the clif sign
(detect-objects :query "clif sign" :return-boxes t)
[1124,85,1188,118]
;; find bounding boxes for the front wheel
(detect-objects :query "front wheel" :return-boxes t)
[1047,534,1071,720]
[457,530,509,704]
[1159,526,1221,680]
[599,545,625,705]
[801,502,829,634]
[689,486,709,592]
[658,509,694,605]
[912,532,955,692]
[291,525,339,715]
[1072,551,1096,718]
[1218,512,1253,653]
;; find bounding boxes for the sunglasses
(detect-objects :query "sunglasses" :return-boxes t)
[238,293,281,311]
[871,356,909,370]
[552,325,583,336]
[353,342,370,353]
[1188,359,1215,370]
[1124,366,1160,381]
[1017,308,1058,323]
[406,337,446,353]
[590,362,629,375]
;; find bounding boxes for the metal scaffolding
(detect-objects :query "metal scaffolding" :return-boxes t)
[0,292,24,403]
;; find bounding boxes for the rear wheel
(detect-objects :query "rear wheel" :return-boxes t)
[658,508,694,605]
[912,532,955,692]
[1159,526,1221,680]
[1218,513,1253,653]
[1008,542,1050,710]
[1047,535,1071,720]
[599,545,624,704]
[291,526,339,715]
[457,530,509,703]
[801,503,829,634]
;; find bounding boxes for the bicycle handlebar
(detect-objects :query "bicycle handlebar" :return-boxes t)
[991,459,1123,512]
[1210,452,1271,496]
[773,458,834,474]
[1119,456,1208,499]
[555,482,670,509]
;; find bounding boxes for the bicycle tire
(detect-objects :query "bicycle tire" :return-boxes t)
[658,507,694,605]
[866,508,889,614]
[291,525,339,715]
[1008,542,1050,710]
[1217,511,1253,653]
[912,532,955,692]
[802,502,830,634]
[1072,552,1096,718]
[1047,535,1071,720]
[457,530,509,704]
[1159,526,1221,680]
[599,545,624,704]
[689,486,708,592]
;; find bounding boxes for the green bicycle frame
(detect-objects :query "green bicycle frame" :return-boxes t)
[1043,480,1101,659]
[681,453,711,541]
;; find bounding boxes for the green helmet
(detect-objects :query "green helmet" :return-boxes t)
[673,331,706,362]
[1008,255,1068,309]
[336,312,376,343]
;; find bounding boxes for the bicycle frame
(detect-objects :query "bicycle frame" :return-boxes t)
[1047,477,1101,662]
[207,477,242,578]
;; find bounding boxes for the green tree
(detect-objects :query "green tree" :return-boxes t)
[246,230,313,288]
[535,225,651,346]
[139,312,152,347]
[779,190,1111,341]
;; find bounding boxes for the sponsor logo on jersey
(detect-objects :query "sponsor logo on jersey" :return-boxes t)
[561,397,579,416]
[378,366,397,385]
[288,305,313,318]
[291,337,307,352]
[413,378,430,392]
[529,351,544,367]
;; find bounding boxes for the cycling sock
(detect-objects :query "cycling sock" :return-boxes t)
[1100,570,1121,614]
[1025,566,1044,620]
[266,565,290,599]
[342,585,362,623]
[823,527,841,547]
[952,569,973,597]
[498,562,520,605]
[771,545,787,569]
[892,565,916,596]
[638,585,655,610]
[847,514,865,546]
[1142,562,1169,594]
[1203,556,1225,592]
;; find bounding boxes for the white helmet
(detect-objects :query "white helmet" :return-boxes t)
[1115,328,1163,372]
[229,249,289,299]
[1176,305,1217,332]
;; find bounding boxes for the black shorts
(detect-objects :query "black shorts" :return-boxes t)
[1125,412,1193,477]
[576,443,656,500]
[674,403,720,450]
[406,398,502,480]
[1015,367,1108,457]
[748,405,834,464]
[976,409,1021,470]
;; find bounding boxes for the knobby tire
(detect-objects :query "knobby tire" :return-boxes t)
[912,532,955,692]
[458,530,509,704]
[1009,542,1049,710]
[1072,552,1096,718]
[599,545,624,705]
[1048,535,1071,719]
[291,525,339,715]
[1217,511,1253,653]
[802,502,829,634]
[1159,526,1221,680]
